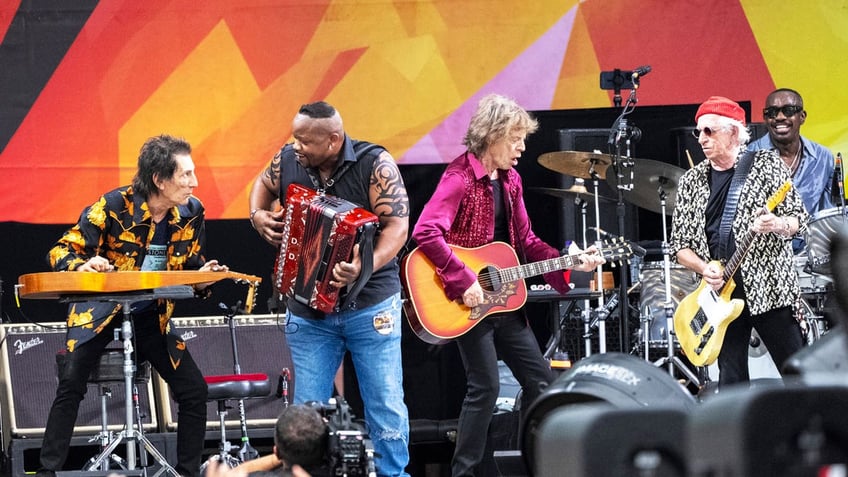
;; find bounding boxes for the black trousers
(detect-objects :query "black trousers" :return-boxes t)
[451,312,554,477]
[39,313,208,476]
[718,305,804,386]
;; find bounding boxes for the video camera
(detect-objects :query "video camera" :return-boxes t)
[308,397,377,477]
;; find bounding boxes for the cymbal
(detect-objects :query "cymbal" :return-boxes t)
[528,186,615,204]
[538,151,611,179]
[606,158,685,215]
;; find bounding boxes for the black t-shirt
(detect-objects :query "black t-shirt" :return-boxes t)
[705,167,734,260]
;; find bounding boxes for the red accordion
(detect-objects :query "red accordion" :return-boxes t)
[274,183,378,313]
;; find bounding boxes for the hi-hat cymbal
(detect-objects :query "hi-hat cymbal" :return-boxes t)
[606,158,685,215]
[528,186,615,204]
[538,151,611,179]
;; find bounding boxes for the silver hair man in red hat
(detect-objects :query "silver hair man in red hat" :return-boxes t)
[669,96,808,388]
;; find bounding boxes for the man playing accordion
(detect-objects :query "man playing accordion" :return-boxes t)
[249,101,411,477]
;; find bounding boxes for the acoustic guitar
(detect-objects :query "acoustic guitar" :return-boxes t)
[673,180,792,366]
[401,239,634,344]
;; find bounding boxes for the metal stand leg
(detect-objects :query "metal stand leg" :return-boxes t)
[650,191,705,389]
[221,303,260,463]
[85,302,179,477]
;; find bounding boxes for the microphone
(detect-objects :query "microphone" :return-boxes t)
[588,226,613,240]
[631,65,652,80]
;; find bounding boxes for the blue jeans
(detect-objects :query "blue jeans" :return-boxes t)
[287,293,410,477]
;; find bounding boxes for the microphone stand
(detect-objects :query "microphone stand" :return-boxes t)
[607,88,638,354]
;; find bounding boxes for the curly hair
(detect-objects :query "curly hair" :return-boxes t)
[463,93,539,156]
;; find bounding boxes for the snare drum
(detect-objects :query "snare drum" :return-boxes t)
[637,261,700,348]
[793,255,832,295]
[805,206,848,275]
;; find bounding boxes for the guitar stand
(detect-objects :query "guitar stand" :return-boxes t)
[70,287,195,477]
[648,188,705,389]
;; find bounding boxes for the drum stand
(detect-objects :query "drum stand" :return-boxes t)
[75,288,193,476]
[588,169,609,353]
[650,187,702,388]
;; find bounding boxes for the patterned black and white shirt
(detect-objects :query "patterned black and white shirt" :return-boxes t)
[670,149,809,316]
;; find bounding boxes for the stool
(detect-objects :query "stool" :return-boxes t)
[85,349,152,472]
[204,373,271,468]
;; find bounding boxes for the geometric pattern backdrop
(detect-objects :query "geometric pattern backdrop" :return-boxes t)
[1,0,847,223]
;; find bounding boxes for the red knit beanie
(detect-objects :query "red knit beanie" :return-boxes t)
[695,96,746,125]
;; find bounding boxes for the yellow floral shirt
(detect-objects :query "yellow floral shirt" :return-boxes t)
[48,185,209,367]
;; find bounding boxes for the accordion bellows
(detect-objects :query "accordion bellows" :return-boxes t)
[274,183,378,313]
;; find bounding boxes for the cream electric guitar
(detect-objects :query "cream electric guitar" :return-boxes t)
[673,181,792,366]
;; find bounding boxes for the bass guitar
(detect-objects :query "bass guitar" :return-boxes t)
[673,180,792,366]
[401,239,634,344]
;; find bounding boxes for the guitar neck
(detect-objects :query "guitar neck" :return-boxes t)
[498,255,578,284]
[722,230,755,282]
[720,180,792,284]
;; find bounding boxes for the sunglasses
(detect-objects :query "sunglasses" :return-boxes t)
[692,126,725,138]
[763,105,803,119]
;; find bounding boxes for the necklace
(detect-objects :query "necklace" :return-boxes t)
[786,146,801,175]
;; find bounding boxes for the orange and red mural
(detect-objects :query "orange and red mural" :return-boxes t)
[1,0,846,223]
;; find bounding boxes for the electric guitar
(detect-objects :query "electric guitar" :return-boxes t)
[401,239,634,344]
[673,180,793,366]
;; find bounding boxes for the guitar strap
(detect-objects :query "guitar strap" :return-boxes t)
[718,151,755,260]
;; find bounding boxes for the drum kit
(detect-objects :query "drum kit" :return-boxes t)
[533,147,844,383]
[534,148,701,382]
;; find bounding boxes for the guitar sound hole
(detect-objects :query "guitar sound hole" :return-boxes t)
[480,266,502,292]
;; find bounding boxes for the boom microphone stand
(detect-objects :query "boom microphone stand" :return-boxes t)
[607,91,638,354]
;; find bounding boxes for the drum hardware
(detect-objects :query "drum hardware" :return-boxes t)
[538,151,611,179]
[805,206,847,276]
[645,185,703,389]
[528,185,616,204]
[605,158,685,216]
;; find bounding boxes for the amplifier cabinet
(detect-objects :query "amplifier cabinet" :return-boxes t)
[0,323,157,443]
[157,315,294,431]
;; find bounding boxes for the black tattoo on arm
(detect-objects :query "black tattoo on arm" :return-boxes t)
[371,154,410,218]
[263,150,282,187]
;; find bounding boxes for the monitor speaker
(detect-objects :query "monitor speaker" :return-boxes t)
[520,352,696,475]
[0,323,157,441]
[156,315,294,431]
[687,385,848,477]
[535,403,688,477]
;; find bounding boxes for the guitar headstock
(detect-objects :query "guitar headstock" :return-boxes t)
[766,180,793,212]
[600,237,638,266]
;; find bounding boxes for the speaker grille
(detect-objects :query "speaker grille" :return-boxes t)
[157,315,294,431]
[0,323,157,440]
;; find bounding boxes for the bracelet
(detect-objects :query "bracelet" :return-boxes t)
[249,208,261,229]
[780,217,791,237]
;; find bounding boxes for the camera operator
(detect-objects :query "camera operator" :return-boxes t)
[234,399,374,477]
[234,405,329,477]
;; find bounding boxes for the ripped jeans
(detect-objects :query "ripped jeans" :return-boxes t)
[287,293,410,477]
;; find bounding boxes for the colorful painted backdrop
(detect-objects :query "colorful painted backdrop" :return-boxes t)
[1,0,846,223]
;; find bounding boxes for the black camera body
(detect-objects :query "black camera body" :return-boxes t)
[308,398,376,476]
